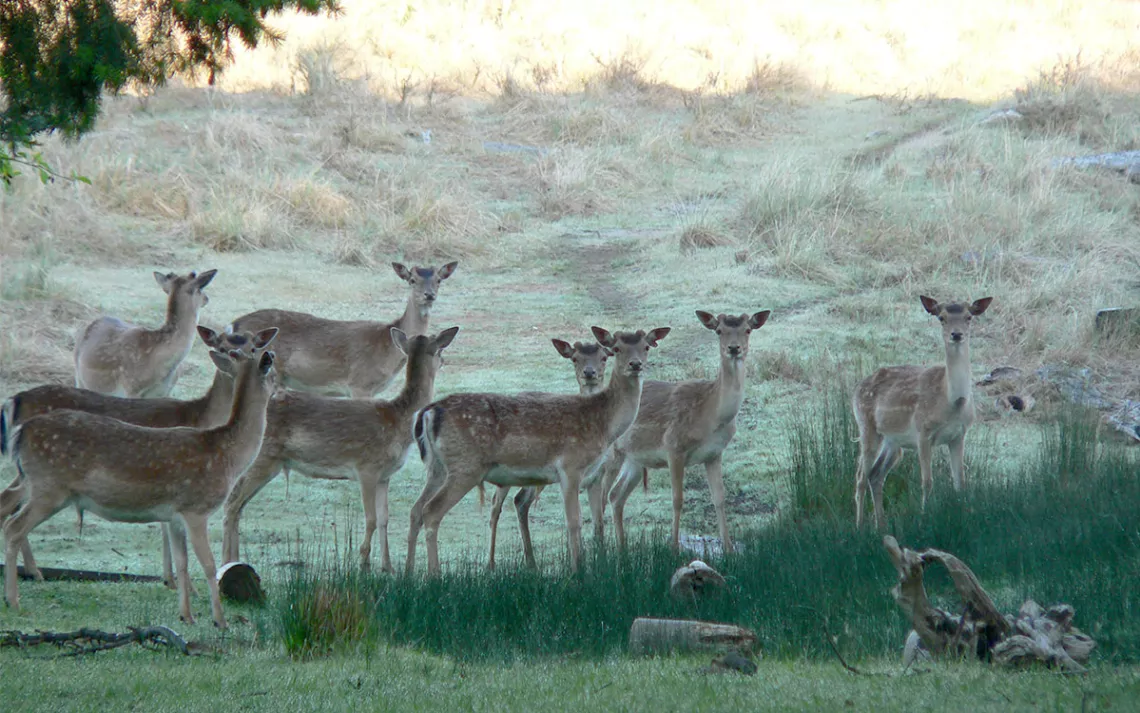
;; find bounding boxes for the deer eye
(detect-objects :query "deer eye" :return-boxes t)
[938,316,945,322]
[745,328,752,334]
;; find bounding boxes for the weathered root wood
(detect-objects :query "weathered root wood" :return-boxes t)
[0,626,190,656]
[629,617,757,656]
[883,536,1094,671]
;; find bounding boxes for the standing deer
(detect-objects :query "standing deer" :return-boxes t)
[608,311,770,554]
[227,262,457,397]
[0,327,267,588]
[853,296,993,528]
[220,326,460,574]
[74,269,217,398]
[486,338,610,570]
[407,326,670,576]
[2,334,278,627]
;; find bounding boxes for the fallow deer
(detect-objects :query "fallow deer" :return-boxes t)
[608,311,770,554]
[227,262,457,398]
[0,327,267,588]
[220,326,459,574]
[407,326,670,575]
[2,334,278,628]
[853,296,993,528]
[486,338,610,570]
[74,269,217,398]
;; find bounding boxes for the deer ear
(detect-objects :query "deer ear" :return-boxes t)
[750,311,771,329]
[197,325,219,347]
[432,326,459,351]
[252,328,278,350]
[552,339,575,359]
[591,326,615,348]
[970,297,993,316]
[208,350,234,374]
[438,261,458,280]
[646,327,671,347]
[390,327,410,355]
[194,269,218,289]
[154,271,176,293]
[259,351,275,375]
[392,263,413,282]
[919,295,940,316]
[695,311,719,330]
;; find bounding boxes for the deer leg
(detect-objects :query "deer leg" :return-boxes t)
[609,460,642,550]
[515,486,541,569]
[421,476,477,576]
[358,474,379,572]
[948,435,966,490]
[3,493,67,610]
[406,456,450,575]
[668,453,687,552]
[0,482,41,580]
[167,518,193,624]
[487,485,510,570]
[182,512,225,629]
[375,477,393,575]
[558,470,584,573]
[867,441,897,530]
[586,476,606,543]
[854,432,882,528]
[917,437,934,513]
[704,455,732,554]
[221,456,280,565]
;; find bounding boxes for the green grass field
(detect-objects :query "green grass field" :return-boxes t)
[4,1,1140,708]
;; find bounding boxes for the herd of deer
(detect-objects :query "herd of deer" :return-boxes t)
[0,259,992,628]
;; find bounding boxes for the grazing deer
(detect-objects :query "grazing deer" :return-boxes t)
[486,338,610,570]
[74,269,217,398]
[0,327,264,588]
[2,334,278,628]
[220,326,460,574]
[407,326,670,575]
[227,261,457,398]
[853,296,993,529]
[608,311,770,554]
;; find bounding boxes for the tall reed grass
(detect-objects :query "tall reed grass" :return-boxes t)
[274,402,1139,663]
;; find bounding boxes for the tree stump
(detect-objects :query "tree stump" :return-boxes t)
[217,561,265,603]
[883,536,1095,671]
[669,560,726,601]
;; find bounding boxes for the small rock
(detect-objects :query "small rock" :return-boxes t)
[977,109,1023,127]
[977,366,1022,386]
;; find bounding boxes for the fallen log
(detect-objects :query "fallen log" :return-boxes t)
[883,536,1095,672]
[0,564,162,583]
[0,626,189,656]
[629,617,757,656]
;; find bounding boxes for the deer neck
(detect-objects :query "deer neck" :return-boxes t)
[160,294,199,348]
[395,292,431,335]
[199,370,238,428]
[391,353,437,413]
[944,341,973,407]
[713,354,748,425]
[215,365,271,481]
[602,369,645,442]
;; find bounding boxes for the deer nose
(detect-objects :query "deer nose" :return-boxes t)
[950,331,963,342]
[582,367,597,379]
[628,359,643,372]
[727,345,742,357]
[424,292,436,302]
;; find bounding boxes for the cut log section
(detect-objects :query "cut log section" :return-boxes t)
[629,617,757,656]
[883,536,1095,672]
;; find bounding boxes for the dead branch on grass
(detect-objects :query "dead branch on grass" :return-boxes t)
[0,626,190,656]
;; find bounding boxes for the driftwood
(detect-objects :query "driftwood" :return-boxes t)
[0,564,162,583]
[883,536,1095,672]
[0,626,189,656]
[669,560,726,601]
[629,617,757,656]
